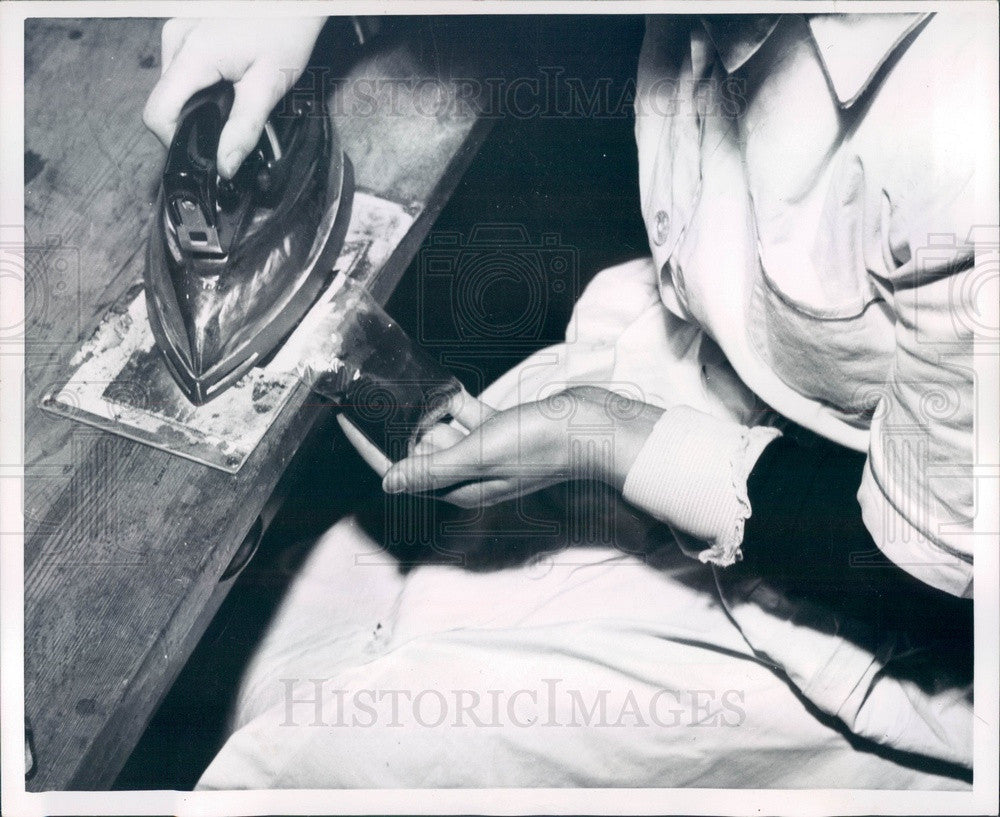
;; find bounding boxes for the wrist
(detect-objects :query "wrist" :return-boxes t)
[610,403,665,491]
[564,388,663,490]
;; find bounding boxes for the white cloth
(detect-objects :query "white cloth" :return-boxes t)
[635,10,999,596]
[197,258,971,789]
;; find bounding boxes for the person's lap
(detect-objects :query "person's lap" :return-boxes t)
[198,506,967,789]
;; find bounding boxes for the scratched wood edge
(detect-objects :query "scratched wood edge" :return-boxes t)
[28,117,495,793]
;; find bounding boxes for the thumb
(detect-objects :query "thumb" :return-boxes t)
[216,62,293,178]
[337,415,392,477]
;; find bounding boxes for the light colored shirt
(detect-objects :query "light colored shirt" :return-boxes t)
[627,9,998,598]
[618,11,995,769]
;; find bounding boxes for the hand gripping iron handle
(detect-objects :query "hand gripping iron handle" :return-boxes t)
[163,81,286,259]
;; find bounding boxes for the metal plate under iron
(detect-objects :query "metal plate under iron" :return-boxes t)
[40,191,416,473]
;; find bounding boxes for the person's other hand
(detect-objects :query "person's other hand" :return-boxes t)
[376,386,664,508]
[143,17,326,178]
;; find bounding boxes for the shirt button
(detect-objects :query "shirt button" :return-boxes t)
[652,210,670,246]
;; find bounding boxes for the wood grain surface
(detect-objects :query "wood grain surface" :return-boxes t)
[23,17,490,790]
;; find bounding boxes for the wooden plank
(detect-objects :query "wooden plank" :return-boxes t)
[23,18,491,791]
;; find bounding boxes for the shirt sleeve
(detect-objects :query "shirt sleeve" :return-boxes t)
[854,8,997,597]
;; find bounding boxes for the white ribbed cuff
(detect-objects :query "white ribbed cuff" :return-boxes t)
[622,405,782,566]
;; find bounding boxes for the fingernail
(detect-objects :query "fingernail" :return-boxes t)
[382,471,405,494]
[219,150,241,178]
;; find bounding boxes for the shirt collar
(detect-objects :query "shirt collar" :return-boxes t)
[700,13,932,107]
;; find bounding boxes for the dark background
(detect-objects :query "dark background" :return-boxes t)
[115,14,647,789]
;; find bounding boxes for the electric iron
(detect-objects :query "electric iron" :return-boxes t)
[144,78,353,405]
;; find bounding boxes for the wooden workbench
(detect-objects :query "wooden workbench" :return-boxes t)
[23,17,491,790]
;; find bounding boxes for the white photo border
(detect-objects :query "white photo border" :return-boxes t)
[1,2,997,815]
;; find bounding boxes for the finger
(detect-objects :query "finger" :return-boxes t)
[447,388,495,432]
[160,18,197,75]
[383,443,551,495]
[217,60,292,178]
[337,415,391,477]
[382,443,484,495]
[142,48,223,146]
[438,479,531,509]
[438,471,564,508]
[411,422,465,456]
